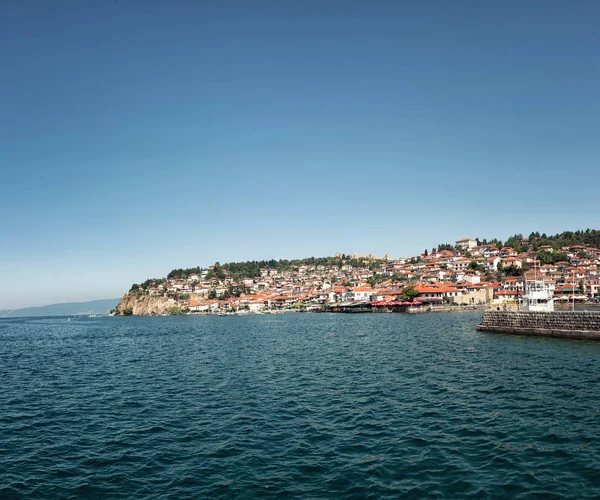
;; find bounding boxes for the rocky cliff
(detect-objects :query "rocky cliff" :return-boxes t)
[114,293,179,316]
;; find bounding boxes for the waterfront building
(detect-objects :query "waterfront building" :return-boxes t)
[521,278,554,312]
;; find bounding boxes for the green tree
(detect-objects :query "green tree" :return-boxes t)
[496,262,504,276]
[122,307,133,316]
[400,284,419,301]
[537,250,569,265]
[168,306,183,315]
[504,264,524,277]
[468,260,483,271]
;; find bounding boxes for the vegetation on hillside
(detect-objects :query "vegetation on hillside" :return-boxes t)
[166,256,386,282]
[435,229,600,254]
[125,228,598,292]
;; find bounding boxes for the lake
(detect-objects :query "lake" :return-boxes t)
[1,312,599,498]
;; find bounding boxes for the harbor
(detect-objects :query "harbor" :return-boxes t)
[477,277,600,339]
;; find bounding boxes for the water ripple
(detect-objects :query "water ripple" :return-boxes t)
[1,312,600,497]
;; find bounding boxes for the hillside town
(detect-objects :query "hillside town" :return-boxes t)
[119,236,600,315]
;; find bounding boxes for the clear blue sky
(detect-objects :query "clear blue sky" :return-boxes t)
[1,0,599,309]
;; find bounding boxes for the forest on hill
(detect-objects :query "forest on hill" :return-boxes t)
[437,229,600,255]
[165,255,386,282]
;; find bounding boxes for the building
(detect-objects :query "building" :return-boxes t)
[456,238,478,251]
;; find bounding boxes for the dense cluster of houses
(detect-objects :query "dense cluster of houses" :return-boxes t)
[140,237,600,313]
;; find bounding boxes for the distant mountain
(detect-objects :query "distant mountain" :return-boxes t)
[0,298,120,318]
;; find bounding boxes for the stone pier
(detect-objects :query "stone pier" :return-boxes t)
[477,310,600,340]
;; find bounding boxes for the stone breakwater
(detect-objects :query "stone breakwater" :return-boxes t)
[477,310,600,340]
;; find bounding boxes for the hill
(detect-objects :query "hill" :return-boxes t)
[0,298,120,318]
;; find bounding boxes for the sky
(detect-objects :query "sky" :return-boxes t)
[1,0,599,309]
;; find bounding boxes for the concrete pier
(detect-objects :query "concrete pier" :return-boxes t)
[477,310,600,340]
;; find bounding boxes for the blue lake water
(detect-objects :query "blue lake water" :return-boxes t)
[1,312,600,498]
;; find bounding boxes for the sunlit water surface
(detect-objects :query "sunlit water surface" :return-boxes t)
[1,312,599,498]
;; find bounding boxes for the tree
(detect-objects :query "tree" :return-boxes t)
[228,285,244,297]
[424,249,428,257]
[468,260,483,271]
[389,273,404,284]
[122,307,133,316]
[496,262,504,277]
[537,250,569,265]
[168,306,183,315]
[400,284,419,301]
[504,264,524,277]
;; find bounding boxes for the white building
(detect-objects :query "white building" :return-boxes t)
[456,238,478,251]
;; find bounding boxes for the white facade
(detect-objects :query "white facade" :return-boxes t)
[456,238,477,251]
[521,279,554,312]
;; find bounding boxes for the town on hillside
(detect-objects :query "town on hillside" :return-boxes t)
[119,233,600,315]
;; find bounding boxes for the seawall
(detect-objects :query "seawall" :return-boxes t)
[477,310,600,340]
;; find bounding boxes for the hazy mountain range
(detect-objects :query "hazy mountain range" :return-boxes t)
[0,299,120,318]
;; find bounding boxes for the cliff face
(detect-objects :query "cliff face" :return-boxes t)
[115,293,179,316]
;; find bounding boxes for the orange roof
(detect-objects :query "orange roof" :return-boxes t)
[414,283,457,294]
